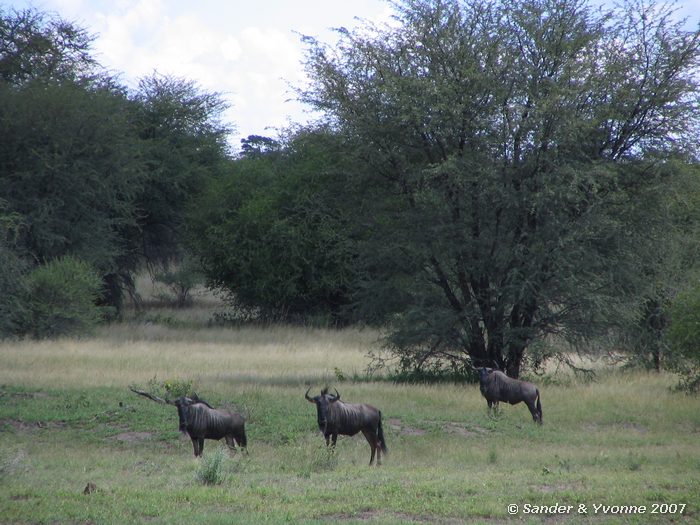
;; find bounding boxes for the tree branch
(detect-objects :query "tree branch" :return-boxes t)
[129,386,173,405]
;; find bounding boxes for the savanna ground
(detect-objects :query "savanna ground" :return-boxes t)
[1,286,699,524]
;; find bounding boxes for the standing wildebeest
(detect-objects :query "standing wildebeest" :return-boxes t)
[130,388,247,456]
[174,395,247,457]
[477,367,542,424]
[305,387,387,466]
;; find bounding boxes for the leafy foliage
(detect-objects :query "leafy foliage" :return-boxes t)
[153,254,205,307]
[23,256,105,338]
[300,0,700,376]
[666,285,700,392]
[128,74,231,272]
[0,247,27,338]
[189,129,359,324]
[0,8,232,319]
[0,7,98,84]
[145,376,196,400]
[0,80,142,272]
[0,201,27,338]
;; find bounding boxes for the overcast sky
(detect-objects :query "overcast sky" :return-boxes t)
[8,0,700,151]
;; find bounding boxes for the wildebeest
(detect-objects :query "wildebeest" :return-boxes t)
[174,395,247,456]
[477,367,542,424]
[305,387,387,466]
[130,387,247,456]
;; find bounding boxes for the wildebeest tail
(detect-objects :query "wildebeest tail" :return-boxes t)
[378,411,388,454]
[536,389,542,422]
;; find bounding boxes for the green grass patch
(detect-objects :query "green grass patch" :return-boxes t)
[1,323,699,523]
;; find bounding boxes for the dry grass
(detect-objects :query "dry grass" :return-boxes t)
[0,323,379,389]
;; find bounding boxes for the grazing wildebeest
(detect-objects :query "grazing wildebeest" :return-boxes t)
[130,388,247,456]
[305,387,387,466]
[477,367,542,424]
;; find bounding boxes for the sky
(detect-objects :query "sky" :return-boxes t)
[7,0,700,151]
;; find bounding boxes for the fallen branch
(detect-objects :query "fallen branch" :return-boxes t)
[129,386,173,405]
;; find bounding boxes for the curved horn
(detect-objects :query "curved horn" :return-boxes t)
[333,388,341,401]
[305,387,315,403]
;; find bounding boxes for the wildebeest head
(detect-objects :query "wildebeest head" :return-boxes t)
[174,396,194,433]
[478,367,495,384]
[173,394,211,433]
[305,387,340,433]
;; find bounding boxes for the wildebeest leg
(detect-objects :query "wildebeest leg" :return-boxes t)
[362,430,377,466]
[236,431,249,453]
[525,401,534,421]
[198,438,205,456]
[191,437,200,457]
[225,435,237,453]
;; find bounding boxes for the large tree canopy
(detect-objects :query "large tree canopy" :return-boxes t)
[188,129,359,323]
[0,8,233,321]
[0,7,97,84]
[124,74,232,283]
[301,0,700,376]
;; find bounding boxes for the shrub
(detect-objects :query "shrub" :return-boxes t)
[24,256,105,338]
[196,446,227,485]
[666,284,700,392]
[0,245,28,338]
[153,255,204,307]
[146,376,196,399]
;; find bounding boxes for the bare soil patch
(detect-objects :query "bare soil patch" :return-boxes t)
[388,418,427,436]
[1,418,66,431]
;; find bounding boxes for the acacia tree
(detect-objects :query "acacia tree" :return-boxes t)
[0,7,97,84]
[301,0,700,377]
[119,74,231,307]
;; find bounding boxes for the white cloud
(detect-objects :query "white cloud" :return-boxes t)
[220,36,242,62]
[11,0,395,147]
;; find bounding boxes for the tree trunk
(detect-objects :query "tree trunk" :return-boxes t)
[505,345,524,378]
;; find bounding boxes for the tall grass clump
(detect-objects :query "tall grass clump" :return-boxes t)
[195,446,227,485]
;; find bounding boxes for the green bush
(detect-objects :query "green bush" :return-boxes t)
[666,284,700,392]
[24,256,105,338]
[146,376,196,399]
[152,255,204,307]
[0,245,28,338]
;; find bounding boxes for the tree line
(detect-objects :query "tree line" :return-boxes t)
[2,1,700,388]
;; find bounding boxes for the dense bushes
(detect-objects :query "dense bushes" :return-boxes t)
[23,256,106,338]
[666,285,700,392]
[188,130,360,324]
[0,244,28,338]
[0,254,105,339]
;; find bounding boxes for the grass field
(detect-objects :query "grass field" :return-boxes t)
[1,315,699,524]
